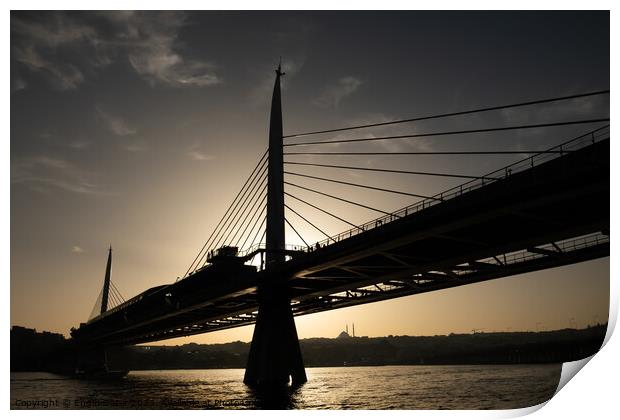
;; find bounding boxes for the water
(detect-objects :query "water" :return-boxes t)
[11,364,561,410]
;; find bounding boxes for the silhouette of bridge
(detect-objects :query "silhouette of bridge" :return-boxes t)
[71,66,609,388]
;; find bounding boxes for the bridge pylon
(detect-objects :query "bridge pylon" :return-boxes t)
[100,246,112,314]
[243,63,307,388]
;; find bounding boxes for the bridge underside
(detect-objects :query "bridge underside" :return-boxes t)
[72,139,609,346]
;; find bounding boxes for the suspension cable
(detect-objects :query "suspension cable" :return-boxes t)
[107,289,120,308]
[285,204,334,243]
[285,218,310,248]
[105,291,115,309]
[286,192,360,229]
[188,151,267,274]
[194,161,268,269]
[284,150,572,156]
[285,171,441,201]
[226,182,267,248]
[285,161,499,180]
[284,118,610,147]
[240,207,266,251]
[110,283,124,303]
[199,159,268,264]
[245,216,267,252]
[234,193,268,248]
[88,289,103,320]
[217,172,268,253]
[256,226,267,248]
[112,290,122,307]
[285,181,393,216]
[112,289,123,306]
[184,150,268,277]
[283,90,610,138]
[110,281,125,301]
[108,286,121,305]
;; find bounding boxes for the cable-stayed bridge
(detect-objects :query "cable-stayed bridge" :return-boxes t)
[70,67,609,387]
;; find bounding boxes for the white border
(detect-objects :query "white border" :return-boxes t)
[5,2,616,418]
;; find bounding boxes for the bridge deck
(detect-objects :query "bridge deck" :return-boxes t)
[71,135,609,346]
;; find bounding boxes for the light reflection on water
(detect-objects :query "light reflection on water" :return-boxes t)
[11,364,561,410]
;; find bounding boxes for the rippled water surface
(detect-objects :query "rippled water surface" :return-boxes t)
[11,364,561,409]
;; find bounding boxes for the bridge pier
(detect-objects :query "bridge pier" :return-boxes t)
[243,280,306,388]
[73,344,130,378]
[75,346,108,374]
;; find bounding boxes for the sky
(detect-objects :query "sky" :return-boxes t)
[10,11,609,345]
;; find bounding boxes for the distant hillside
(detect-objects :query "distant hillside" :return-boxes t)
[11,324,607,372]
[299,326,606,367]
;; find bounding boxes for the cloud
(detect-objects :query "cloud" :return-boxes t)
[11,156,106,195]
[11,11,221,90]
[11,13,92,90]
[95,106,136,136]
[121,13,221,87]
[69,140,91,150]
[13,44,84,90]
[121,139,148,153]
[95,106,149,152]
[187,142,215,161]
[72,245,85,253]
[128,46,220,88]
[188,151,215,161]
[11,76,27,93]
[120,12,221,87]
[314,76,362,109]
[12,13,96,48]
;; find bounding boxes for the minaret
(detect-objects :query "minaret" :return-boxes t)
[100,246,112,314]
[265,62,286,267]
[353,323,355,337]
[346,324,349,335]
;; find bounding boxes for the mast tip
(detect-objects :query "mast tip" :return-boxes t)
[276,58,285,77]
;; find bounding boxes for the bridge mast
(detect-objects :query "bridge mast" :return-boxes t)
[266,62,286,266]
[100,246,112,314]
[244,63,307,388]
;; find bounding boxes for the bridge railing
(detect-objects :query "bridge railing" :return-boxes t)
[238,242,308,258]
[475,232,609,268]
[290,125,609,253]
